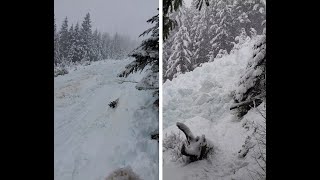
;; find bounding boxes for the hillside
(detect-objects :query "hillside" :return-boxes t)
[163,36,266,180]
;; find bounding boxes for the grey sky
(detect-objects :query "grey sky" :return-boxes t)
[54,0,158,40]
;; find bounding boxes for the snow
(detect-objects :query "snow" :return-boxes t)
[163,38,266,179]
[253,4,259,11]
[54,58,158,180]
[259,7,265,14]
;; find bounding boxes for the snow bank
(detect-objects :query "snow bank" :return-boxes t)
[163,38,256,128]
[163,37,266,179]
[55,58,158,180]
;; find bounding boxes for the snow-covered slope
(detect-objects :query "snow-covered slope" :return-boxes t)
[163,38,266,179]
[54,58,158,180]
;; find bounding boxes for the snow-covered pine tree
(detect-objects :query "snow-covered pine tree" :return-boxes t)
[66,24,75,63]
[117,12,159,141]
[101,32,111,59]
[163,0,266,80]
[97,31,103,60]
[69,24,74,38]
[163,0,182,40]
[206,0,220,61]
[231,34,266,117]
[163,34,175,82]
[54,16,61,65]
[90,29,102,61]
[165,25,193,80]
[114,33,124,59]
[233,0,266,35]
[80,13,93,62]
[59,17,71,62]
[192,6,211,66]
[109,33,120,59]
[163,4,191,82]
[118,13,159,93]
[163,0,209,41]
[184,2,197,59]
[231,27,250,52]
[188,1,202,66]
[208,0,236,59]
[68,23,84,62]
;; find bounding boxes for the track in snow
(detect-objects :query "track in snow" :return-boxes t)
[54,59,158,180]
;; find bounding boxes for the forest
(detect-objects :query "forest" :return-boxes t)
[54,13,138,76]
[163,0,266,82]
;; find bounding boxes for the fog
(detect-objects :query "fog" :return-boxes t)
[54,0,158,40]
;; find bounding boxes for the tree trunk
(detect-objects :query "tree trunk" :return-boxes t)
[230,94,264,110]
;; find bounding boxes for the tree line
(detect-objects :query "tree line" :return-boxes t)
[54,13,138,66]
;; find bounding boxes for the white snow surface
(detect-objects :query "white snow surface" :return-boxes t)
[163,38,265,179]
[54,58,158,180]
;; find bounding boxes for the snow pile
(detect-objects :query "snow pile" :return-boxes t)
[163,37,266,179]
[105,166,141,180]
[54,58,158,180]
[163,37,257,128]
[54,59,92,77]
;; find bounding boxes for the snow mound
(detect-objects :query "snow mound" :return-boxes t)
[163,38,257,128]
[106,166,141,180]
[163,37,265,179]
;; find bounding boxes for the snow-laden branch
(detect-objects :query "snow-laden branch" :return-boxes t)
[115,79,139,84]
[230,94,265,110]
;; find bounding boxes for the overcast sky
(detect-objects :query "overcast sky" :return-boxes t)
[54,0,158,40]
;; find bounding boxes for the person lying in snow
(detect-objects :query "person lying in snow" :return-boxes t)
[108,98,119,108]
[177,122,213,162]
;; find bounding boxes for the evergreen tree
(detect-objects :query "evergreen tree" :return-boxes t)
[210,0,236,58]
[59,17,70,62]
[101,32,111,59]
[66,24,75,61]
[163,0,182,40]
[233,0,266,35]
[69,24,74,37]
[192,6,211,66]
[96,31,103,60]
[118,12,159,93]
[162,0,267,80]
[165,25,192,80]
[163,0,209,41]
[111,33,122,59]
[232,34,266,117]
[80,13,93,62]
[90,29,101,61]
[189,1,202,65]
[162,5,185,82]
[68,23,84,62]
[163,34,175,82]
[54,16,61,65]
[75,23,85,62]
[55,12,140,66]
